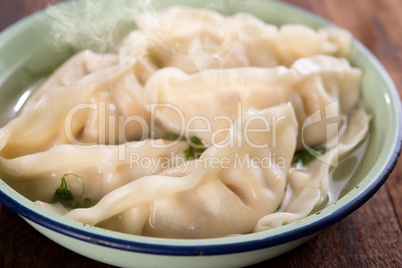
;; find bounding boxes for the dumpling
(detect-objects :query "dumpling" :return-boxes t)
[0,59,149,158]
[254,107,371,231]
[135,6,351,73]
[46,104,298,238]
[118,31,159,85]
[20,50,119,114]
[1,139,188,202]
[145,55,361,149]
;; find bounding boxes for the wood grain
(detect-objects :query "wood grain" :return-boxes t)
[0,0,401,267]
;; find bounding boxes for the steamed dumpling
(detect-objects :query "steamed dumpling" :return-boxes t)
[118,31,159,84]
[254,108,371,231]
[146,55,361,149]
[134,6,351,73]
[1,139,188,202]
[20,50,119,113]
[0,59,149,158]
[51,104,298,238]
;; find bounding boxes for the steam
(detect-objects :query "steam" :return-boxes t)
[133,5,247,73]
[46,0,156,52]
[46,0,247,73]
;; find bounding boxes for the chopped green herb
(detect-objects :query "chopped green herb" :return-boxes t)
[291,146,327,168]
[52,173,95,208]
[52,174,73,205]
[81,197,95,208]
[184,136,206,160]
[163,132,184,141]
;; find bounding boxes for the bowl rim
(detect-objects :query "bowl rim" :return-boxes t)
[0,0,401,257]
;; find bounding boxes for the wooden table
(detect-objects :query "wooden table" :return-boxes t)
[0,0,401,267]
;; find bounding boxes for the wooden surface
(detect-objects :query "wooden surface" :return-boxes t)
[0,0,401,267]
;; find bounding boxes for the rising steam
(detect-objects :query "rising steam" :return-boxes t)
[46,0,246,71]
[46,0,156,52]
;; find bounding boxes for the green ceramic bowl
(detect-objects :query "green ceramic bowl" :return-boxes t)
[0,0,401,267]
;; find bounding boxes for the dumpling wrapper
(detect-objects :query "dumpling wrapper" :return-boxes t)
[0,139,188,202]
[146,55,361,149]
[135,6,351,73]
[22,43,157,115]
[41,104,298,238]
[254,107,371,231]
[20,50,120,114]
[0,59,149,158]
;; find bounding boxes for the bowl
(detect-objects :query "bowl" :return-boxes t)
[0,0,401,267]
